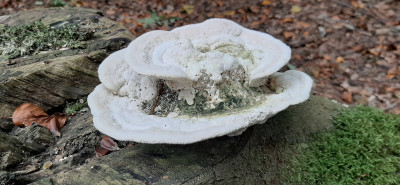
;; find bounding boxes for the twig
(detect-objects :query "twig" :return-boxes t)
[1,117,12,120]
[148,82,164,115]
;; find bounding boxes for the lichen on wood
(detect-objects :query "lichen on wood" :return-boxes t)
[0,20,93,61]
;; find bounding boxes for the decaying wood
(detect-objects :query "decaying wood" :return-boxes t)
[1,96,343,185]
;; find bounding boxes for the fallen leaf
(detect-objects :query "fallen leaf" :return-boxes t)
[100,136,120,151]
[342,92,353,103]
[331,15,341,21]
[250,15,267,28]
[42,161,52,169]
[163,176,169,179]
[12,103,68,136]
[295,21,310,28]
[105,9,116,15]
[368,45,383,56]
[223,10,236,16]
[95,145,109,157]
[353,45,363,51]
[311,68,320,78]
[386,72,395,79]
[323,54,331,61]
[280,18,294,23]
[336,56,345,63]
[385,87,394,93]
[283,31,294,38]
[182,5,195,14]
[291,5,302,13]
[249,5,260,13]
[350,0,358,8]
[351,0,365,9]
[12,103,47,127]
[251,21,261,27]
[262,0,271,5]
[95,135,120,157]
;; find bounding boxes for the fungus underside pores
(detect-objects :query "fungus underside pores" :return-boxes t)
[88,18,313,144]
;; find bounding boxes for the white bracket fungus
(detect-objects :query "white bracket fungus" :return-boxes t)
[88,18,313,144]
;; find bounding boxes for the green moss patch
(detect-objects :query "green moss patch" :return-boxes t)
[65,100,88,114]
[288,106,400,184]
[0,20,93,61]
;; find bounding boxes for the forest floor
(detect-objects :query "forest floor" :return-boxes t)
[1,0,399,114]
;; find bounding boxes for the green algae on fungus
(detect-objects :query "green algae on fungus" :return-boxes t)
[141,77,274,117]
[0,20,93,61]
[177,83,271,116]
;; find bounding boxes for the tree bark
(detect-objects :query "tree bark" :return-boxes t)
[7,96,342,185]
[0,8,135,117]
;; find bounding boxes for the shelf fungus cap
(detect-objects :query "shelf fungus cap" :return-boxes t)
[124,18,291,86]
[88,18,313,144]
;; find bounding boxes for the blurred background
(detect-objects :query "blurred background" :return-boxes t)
[1,0,399,114]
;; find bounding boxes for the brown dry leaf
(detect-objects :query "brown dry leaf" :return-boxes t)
[12,103,48,127]
[368,45,384,56]
[353,45,363,52]
[262,0,272,5]
[105,9,116,15]
[311,68,319,78]
[223,10,236,16]
[12,103,68,136]
[386,72,395,79]
[100,136,120,151]
[42,161,52,170]
[249,5,260,13]
[336,56,345,63]
[283,31,294,39]
[323,54,331,61]
[95,145,109,157]
[95,135,120,157]
[350,0,365,9]
[280,18,294,23]
[251,15,267,28]
[331,15,341,21]
[386,67,399,79]
[295,21,310,28]
[342,92,353,103]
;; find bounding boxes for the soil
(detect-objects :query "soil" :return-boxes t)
[1,0,399,114]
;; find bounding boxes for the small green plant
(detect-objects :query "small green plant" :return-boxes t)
[137,12,179,28]
[0,20,92,61]
[65,101,88,114]
[288,106,400,184]
[287,63,296,70]
[51,0,68,7]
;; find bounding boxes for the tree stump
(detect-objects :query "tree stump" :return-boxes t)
[0,8,345,185]
[0,8,135,117]
[2,96,342,185]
